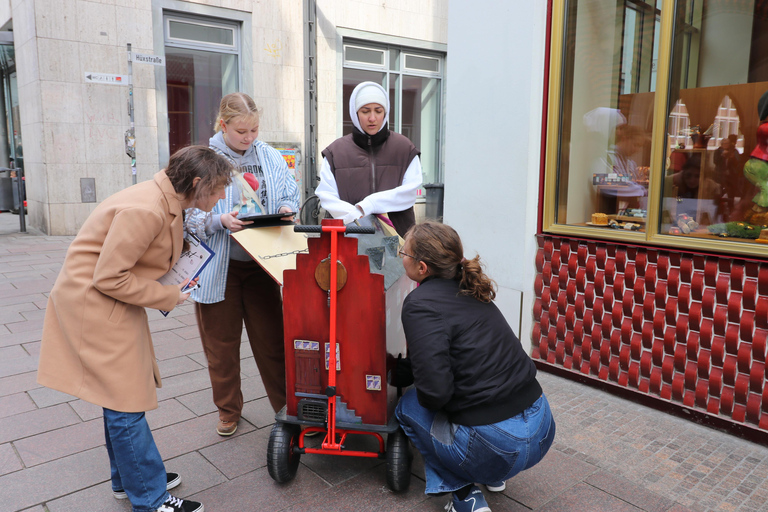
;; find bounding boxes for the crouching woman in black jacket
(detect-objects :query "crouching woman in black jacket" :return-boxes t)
[394,222,555,512]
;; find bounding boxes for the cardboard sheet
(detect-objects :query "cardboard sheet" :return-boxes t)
[231,226,310,285]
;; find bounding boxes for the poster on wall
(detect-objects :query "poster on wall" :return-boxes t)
[273,147,300,191]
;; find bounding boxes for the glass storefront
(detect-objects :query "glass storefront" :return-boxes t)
[545,0,768,255]
[164,15,240,156]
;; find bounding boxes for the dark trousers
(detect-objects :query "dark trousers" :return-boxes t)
[195,259,286,420]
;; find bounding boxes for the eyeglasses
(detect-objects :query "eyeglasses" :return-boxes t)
[398,249,416,259]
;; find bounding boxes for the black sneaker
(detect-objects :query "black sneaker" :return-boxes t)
[113,472,181,499]
[156,494,204,512]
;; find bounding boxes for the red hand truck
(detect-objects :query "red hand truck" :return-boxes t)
[267,219,413,491]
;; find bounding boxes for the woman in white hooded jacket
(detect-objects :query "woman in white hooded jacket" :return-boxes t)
[316,81,423,237]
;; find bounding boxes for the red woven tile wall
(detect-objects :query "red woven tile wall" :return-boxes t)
[532,235,768,431]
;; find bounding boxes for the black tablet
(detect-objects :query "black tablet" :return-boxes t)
[237,212,296,228]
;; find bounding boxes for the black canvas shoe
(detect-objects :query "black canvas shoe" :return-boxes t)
[113,472,181,499]
[156,494,204,512]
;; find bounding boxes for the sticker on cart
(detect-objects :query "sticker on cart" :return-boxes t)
[294,340,320,351]
[324,343,341,370]
[366,375,382,391]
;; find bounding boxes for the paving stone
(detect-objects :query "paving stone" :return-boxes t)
[500,448,599,509]
[171,325,204,340]
[188,465,331,511]
[45,482,133,512]
[146,399,197,430]
[155,368,213,402]
[187,351,208,368]
[14,418,104,467]
[239,356,260,377]
[536,482,645,512]
[21,341,40,357]
[199,428,270,479]
[0,351,39,377]
[163,450,229,498]
[585,470,675,512]
[241,396,279,429]
[0,392,37,419]
[176,387,217,417]
[157,355,204,378]
[151,412,256,461]
[298,431,385,486]
[0,447,109,511]
[280,463,429,512]
[153,336,205,360]
[0,371,42,397]
[0,329,44,348]
[27,386,76,408]
[148,316,186,333]
[19,309,46,322]
[242,374,268,402]
[0,345,28,360]
[69,399,103,422]
[0,442,22,477]
[0,403,81,444]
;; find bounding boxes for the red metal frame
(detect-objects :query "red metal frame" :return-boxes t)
[303,223,386,458]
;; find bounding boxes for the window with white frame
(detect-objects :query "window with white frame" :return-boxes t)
[164,13,240,155]
[342,40,444,191]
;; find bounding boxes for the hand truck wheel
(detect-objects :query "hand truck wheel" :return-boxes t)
[385,427,412,492]
[267,422,302,483]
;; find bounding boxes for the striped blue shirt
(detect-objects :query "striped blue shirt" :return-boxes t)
[184,137,300,304]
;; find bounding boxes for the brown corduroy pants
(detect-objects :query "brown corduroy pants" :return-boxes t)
[194,259,287,421]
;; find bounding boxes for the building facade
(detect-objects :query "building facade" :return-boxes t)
[445,0,768,437]
[1,0,448,234]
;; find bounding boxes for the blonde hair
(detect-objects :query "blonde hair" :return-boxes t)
[214,93,260,132]
[405,222,497,303]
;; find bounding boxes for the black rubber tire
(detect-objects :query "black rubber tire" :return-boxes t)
[267,422,301,483]
[299,195,326,226]
[386,427,412,492]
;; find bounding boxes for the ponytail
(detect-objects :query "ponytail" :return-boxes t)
[406,222,497,303]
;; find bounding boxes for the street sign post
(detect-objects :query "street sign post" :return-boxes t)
[131,52,166,66]
[86,45,166,186]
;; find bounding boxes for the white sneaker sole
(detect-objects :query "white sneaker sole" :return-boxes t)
[486,481,506,492]
[113,473,181,499]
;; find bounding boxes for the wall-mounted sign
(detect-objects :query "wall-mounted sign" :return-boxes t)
[84,73,131,86]
[131,53,166,66]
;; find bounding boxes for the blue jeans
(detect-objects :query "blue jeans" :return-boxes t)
[395,389,556,495]
[103,408,168,512]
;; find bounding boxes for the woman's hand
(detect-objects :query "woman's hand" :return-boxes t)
[176,277,198,305]
[221,211,252,233]
[278,205,295,221]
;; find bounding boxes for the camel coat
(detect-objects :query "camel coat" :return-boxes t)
[38,171,184,412]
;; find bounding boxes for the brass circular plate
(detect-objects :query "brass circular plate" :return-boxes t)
[314,259,347,291]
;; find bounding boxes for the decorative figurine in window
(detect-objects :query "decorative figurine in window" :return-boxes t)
[744,90,768,228]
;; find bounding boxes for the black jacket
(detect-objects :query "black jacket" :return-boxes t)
[401,277,541,426]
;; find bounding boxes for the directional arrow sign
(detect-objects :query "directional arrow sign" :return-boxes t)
[84,72,132,86]
[131,52,165,66]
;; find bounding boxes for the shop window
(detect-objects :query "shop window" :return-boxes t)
[545,0,768,254]
[163,14,240,155]
[661,0,768,245]
[342,40,444,191]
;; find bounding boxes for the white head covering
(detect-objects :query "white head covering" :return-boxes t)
[349,81,389,133]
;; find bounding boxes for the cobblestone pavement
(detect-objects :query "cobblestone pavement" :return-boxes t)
[1,212,767,512]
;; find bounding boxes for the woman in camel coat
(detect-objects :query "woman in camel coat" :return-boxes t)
[37,145,231,512]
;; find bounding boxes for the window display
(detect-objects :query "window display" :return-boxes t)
[550,0,659,233]
[546,0,768,254]
[660,1,768,246]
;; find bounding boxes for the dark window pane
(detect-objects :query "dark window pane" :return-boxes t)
[168,20,234,46]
